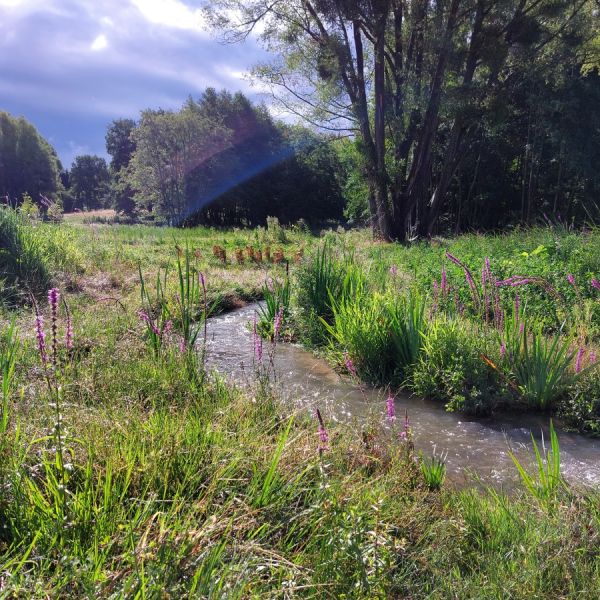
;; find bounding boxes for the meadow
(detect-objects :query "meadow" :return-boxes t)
[1,208,600,598]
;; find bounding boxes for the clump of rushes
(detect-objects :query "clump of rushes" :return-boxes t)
[258,276,290,339]
[420,451,447,491]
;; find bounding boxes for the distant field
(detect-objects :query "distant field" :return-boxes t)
[63,208,117,223]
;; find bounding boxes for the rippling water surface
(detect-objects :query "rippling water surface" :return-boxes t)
[205,303,600,489]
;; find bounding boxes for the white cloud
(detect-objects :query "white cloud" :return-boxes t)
[90,34,108,51]
[130,0,207,33]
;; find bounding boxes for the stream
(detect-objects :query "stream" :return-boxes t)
[205,302,600,489]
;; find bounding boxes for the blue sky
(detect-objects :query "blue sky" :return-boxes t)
[0,0,268,168]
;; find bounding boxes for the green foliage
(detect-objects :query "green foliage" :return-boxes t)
[411,318,502,414]
[509,421,563,506]
[505,323,577,410]
[0,111,62,205]
[294,240,347,345]
[324,285,395,384]
[387,293,427,380]
[69,154,110,210]
[258,276,290,337]
[420,452,447,491]
[0,205,51,302]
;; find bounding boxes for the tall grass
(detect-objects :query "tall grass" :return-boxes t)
[0,205,51,302]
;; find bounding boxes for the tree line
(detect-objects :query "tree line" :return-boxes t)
[207,0,600,239]
[0,91,345,227]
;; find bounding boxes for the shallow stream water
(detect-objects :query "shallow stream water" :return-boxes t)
[205,303,600,489]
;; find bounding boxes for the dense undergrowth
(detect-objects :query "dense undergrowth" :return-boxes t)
[1,211,600,597]
[291,230,600,434]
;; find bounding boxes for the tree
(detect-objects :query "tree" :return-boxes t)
[128,101,229,224]
[106,119,137,215]
[69,155,110,210]
[0,111,62,205]
[207,0,596,240]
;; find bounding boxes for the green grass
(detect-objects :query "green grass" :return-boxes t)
[1,219,600,596]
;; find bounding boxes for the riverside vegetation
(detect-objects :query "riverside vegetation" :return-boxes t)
[1,206,600,597]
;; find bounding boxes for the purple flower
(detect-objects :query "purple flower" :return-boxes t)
[389,264,398,277]
[567,274,576,287]
[386,394,396,424]
[138,310,160,336]
[315,408,329,452]
[589,351,597,365]
[399,410,411,441]
[591,278,600,292]
[198,271,206,291]
[500,342,506,359]
[441,267,448,296]
[273,307,284,338]
[35,314,48,365]
[162,320,173,336]
[344,351,357,377]
[48,288,60,365]
[575,347,585,374]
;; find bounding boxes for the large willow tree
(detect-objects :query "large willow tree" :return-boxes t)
[207,0,598,240]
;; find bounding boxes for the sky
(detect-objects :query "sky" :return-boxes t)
[0,0,269,168]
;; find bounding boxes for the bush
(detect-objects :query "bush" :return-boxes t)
[0,205,51,303]
[560,371,600,435]
[411,317,503,414]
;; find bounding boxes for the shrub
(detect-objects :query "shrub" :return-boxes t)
[411,317,503,414]
[560,370,600,435]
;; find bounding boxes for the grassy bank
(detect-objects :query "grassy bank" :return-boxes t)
[1,211,600,597]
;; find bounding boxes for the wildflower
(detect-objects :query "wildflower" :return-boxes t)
[48,288,60,366]
[35,314,48,365]
[198,271,206,291]
[343,351,357,377]
[399,410,411,441]
[389,264,398,277]
[441,267,448,296]
[316,408,329,452]
[567,274,576,287]
[500,342,506,359]
[575,347,585,374]
[162,320,173,336]
[592,278,600,292]
[386,394,396,424]
[273,307,284,338]
[589,351,597,365]
[138,310,160,336]
[179,337,186,353]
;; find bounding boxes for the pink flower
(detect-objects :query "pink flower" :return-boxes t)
[315,408,329,452]
[575,347,585,374]
[35,314,48,365]
[567,274,576,287]
[500,342,506,359]
[48,288,60,365]
[386,394,396,424]
[591,278,600,291]
[273,307,284,338]
[344,351,357,377]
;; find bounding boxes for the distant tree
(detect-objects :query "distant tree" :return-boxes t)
[69,155,110,210]
[106,119,137,215]
[0,111,62,205]
[128,102,229,224]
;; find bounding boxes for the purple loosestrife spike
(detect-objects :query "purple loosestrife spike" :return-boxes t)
[575,347,585,374]
[386,394,396,424]
[592,278,600,292]
[399,410,411,440]
[344,351,357,377]
[179,337,186,353]
[48,288,60,365]
[589,351,597,365]
[35,314,48,366]
[273,307,284,338]
[567,274,576,287]
[162,320,173,336]
[441,267,448,296]
[315,408,329,451]
[199,271,206,291]
[500,342,506,359]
